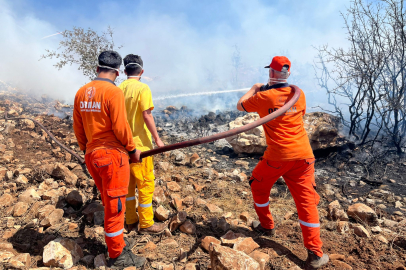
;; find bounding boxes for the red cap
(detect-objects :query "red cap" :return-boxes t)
[264,56,291,72]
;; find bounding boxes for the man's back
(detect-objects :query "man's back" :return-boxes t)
[73,78,134,153]
[242,84,313,161]
[119,79,154,151]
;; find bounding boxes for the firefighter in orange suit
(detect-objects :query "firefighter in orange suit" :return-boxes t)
[73,51,146,269]
[237,56,329,270]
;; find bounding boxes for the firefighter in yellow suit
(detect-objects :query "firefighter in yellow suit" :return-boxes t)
[119,54,166,235]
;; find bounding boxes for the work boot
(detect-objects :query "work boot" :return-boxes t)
[123,238,135,251]
[138,222,167,235]
[107,249,146,269]
[304,250,329,270]
[252,220,275,236]
[126,222,139,233]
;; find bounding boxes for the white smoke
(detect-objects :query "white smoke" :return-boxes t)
[0,0,350,110]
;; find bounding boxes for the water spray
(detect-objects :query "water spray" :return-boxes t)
[154,88,250,101]
[141,85,300,158]
[4,85,300,163]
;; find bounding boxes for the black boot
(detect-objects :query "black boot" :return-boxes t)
[252,220,275,236]
[107,249,146,269]
[304,250,329,270]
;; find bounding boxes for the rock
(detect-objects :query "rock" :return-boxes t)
[226,114,267,154]
[167,181,181,192]
[217,217,230,231]
[0,241,13,249]
[395,201,403,208]
[0,193,14,207]
[171,150,186,165]
[18,187,40,203]
[58,238,84,264]
[352,224,370,238]
[160,238,179,248]
[180,220,196,234]
[43,239,74,269]
[155,205,170,221]
[337,221,349,234]
[328,200,349,221]
[154,262,174,270]
[66,190,83,207]
[93,211,104,226]
[201,236,221,252]
[183,196,194,206]
[383,219,398,228]
[21,119,35,130]
[80,255,95,266]
[303,112,341,151]
[249,250,270,270]
[153,186,167,204]
[13,202,28,217]
[376,235,389,244]
[94,254,107,268]
[206,203,223,213]
[220,230,246,247]
[139,241,157,254]
[347,203,378,225]
[371,226,382,233]
[190,153,200,164]
[331,260,353,270]
[15,174,28,184]
[51,163,78,186]
[40,209,64,227]
[157,162,170,171]
[82,202,104,222]
[0,251,14,262]
[284,211,295,220]
[233,237,260,254]
[7,253,31,269]
[209,243,260,270]
[184,263,197,270]
[329,254,346,261]
[169,211,187,231]
[37,205,56,219]
[195,198,207,206]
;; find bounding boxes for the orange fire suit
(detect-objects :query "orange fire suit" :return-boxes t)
[73,78,136,258]
[241,83,323,257]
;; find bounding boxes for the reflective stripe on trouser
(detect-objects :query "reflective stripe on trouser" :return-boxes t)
[126,155,155,228]
[250,157,323,257]
[85,148,129,259]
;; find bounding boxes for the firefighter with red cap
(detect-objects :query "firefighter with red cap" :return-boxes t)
[237,56,329,270]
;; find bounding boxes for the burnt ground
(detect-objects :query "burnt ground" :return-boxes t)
[0,88,404,269]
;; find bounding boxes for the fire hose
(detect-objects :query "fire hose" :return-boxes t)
[4,112,86,164]
[4,85,300,163]
[140,85,300,158]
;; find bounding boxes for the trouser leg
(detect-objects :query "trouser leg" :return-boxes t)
[86,149,129,259]
[134,156,155,228]
[250,158,287,229]
[125,165,138,225]
[283,158,323,257]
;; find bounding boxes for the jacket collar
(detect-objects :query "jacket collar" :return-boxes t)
[93,77,116,86]
[260,83,289,91]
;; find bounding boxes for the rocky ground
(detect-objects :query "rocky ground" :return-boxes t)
[0,86,404,270]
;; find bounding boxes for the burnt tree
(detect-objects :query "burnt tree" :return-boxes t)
[315,0,406,153]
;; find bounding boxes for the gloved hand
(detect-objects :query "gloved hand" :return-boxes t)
[129,149,142,163]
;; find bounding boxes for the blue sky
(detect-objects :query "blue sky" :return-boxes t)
[0,0,351,110]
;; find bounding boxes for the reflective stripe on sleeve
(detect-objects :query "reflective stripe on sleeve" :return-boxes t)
[299,220,320,228]
[105,229,124,237]
[126,196,136,201]
[255,201,270,207]
[139,203,152,208]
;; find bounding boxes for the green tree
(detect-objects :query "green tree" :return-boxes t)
[41,26,122,80]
